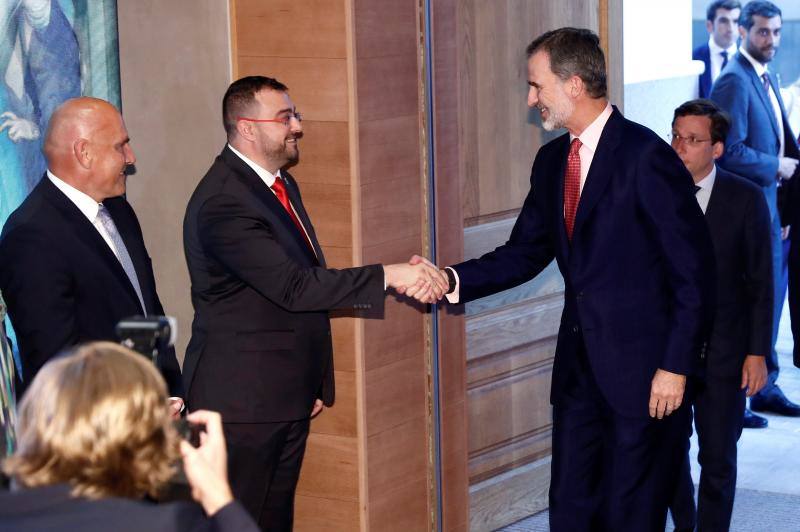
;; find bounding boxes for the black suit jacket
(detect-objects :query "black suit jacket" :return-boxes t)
[451,108,715,418]
[694,43,712,99]
[0,484,258,532]
[703,168,773,377]
[183,146,385,423]
[0,176,183,397]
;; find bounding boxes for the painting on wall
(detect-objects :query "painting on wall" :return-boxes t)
[0,0,120,231]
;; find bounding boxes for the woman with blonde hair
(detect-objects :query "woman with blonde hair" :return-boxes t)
[0,341,258,531]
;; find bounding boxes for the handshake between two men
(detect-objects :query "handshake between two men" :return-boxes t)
[383,255,451,304]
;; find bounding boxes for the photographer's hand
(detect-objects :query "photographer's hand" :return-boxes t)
[180,410,234,516]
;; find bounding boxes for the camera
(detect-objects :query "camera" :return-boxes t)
[115,315,176,365]
[174,419,205,448]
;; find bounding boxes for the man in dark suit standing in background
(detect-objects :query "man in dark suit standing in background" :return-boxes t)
[695,1,741,99]
[668,99,771,532]
[710,1,800,426]
[183,76,444,531]
[428,28,714,531]
[0,97,184,404]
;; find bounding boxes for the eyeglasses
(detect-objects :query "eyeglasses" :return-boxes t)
[669,132,713,146]
[237,112,303,127]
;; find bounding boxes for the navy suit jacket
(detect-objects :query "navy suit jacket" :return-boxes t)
[452,107,715,418]
[704,168,773,377]
[709,52,800,221]
[0,177,183,398]
[694,43,712,99]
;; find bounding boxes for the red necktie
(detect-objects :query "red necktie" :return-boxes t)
[564,138,582,240]
[271,176,314,252]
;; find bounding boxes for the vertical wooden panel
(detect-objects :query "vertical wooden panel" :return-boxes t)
[451,1,601,529]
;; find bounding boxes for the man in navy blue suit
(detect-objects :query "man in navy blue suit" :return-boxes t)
[422,28,715,531]
[694,1,741,99]
[709,1,800,425]
[668,99,771,532]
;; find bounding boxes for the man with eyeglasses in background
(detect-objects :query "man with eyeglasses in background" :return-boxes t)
[182,76,445,531]
[695,1,741,99]
[710,0,800,427]
[668,99,771,532]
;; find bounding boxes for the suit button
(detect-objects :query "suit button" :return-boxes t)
[572,325,579,333]
[576,291,584,302]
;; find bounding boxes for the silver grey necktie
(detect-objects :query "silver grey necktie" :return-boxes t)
[96,204,146,314]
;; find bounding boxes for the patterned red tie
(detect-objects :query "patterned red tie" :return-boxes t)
[564,138,582,240]
[271,176,314,252]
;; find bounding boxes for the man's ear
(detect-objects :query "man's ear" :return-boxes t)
[570,76,582,98]
[706,20,714,35]
[73,138,91,169]
[236,119,255,142]
[712,140,725,160]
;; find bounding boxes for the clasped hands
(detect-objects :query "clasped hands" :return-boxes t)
[384,255,449,304]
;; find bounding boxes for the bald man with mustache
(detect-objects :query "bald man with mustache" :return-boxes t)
[0,97,183,402]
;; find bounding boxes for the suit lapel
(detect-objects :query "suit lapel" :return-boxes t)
[222,148,320,265]
[740,55,780,142]
[282,172,325,267]
[571,108,623,240]
[39,177,144,312]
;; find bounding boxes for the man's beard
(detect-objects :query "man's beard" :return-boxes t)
[265,138,300,166]
[542,96,574,131]
[746,40,776,64]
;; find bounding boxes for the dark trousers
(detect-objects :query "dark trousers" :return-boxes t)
[756,215,785,398]
[671,376,746,532]
[223,419,311,532]
[549,346,691,532]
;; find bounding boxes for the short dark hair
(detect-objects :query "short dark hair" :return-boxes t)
[525,28,607,99]
[739,1,781,30]
[222,76,288,138]
[706,0,742,22]
[672,99,731,144]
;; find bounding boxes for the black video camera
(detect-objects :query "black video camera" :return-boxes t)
[115,315,176,365]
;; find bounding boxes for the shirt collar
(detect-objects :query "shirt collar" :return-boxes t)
[708,36,737,57]
[569,102,613,153]
[695,164,717,191]
[227,143,280,187]
[47,170,101,222]
[739,45,767,77]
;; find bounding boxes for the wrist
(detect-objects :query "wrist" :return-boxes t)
[202,485,234,516]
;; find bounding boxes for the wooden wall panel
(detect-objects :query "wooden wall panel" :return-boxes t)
[452,3,601,528]
[235,0,347,59]
[296,433,359,500]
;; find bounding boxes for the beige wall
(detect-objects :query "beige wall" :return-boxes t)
[117,1,232,359]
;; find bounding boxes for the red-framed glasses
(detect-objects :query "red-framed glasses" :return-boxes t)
[237,112,303,127]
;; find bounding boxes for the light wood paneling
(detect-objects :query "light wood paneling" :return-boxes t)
[312,370,358,437]
[366,416,428,495]
[297,183,352,248]
[369,477,430,531]
[293,121,351,186]
[469,457,551,531]
[235,0,347,59]
[295,433,359,501]
[356,54,420,122]
[295,495,359,531]
[365,353,426,436]
[358,115,421,185]
[354,0,417,59]
[236,57,349,122]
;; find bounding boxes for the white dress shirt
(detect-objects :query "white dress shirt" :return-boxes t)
[47,171,121,261]
[227,144,315,255]
[740,46,785,159]
[694,166,716,214]
[708,36,737,84]
[446,103,614,303]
